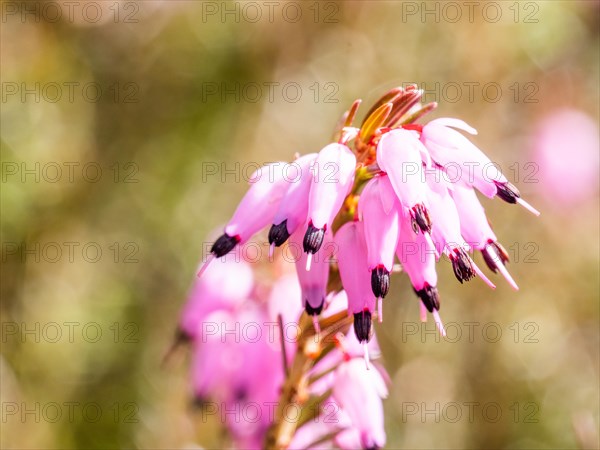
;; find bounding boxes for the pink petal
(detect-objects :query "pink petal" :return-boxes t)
[359,176,401,270]
[335,221,375,314]
[307,143,356,229]
[376,129,428,210]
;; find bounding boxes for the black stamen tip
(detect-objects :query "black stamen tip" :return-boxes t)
[412,204,432,234]
[353,310,373,343]
[210,233,240,258]
[303,223,325,254]
[414,284,440,313]
[495,181,520,204]
[451,248,476,283]
[305,299,324,316]
[482,240,510,273]
[371,266,390,298]
[268,220,291,247]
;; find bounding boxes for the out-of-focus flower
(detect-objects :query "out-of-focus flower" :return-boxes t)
[187,261,285,449]
[179,257,254,340]
[332,358,388,450]
[533,108,599,208]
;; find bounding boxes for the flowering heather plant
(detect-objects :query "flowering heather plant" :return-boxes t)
[176,86,539,449]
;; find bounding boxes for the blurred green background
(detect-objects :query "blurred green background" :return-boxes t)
[1,1,598,449]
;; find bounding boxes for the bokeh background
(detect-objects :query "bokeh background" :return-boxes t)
[1,1,599,449]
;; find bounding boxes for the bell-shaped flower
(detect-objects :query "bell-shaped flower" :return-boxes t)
[421,118,540,215]
[335,221,375,343]
[421,118,506,198]
[332,358,388,450]
[396,216,445,335]
[268,153,318,249]
[203,162,290,271]
[376,128,433,235]
[304,143,356,256]
[290,223,333,322]
[450,183,518,290]
[358,175,400,314]
[425,170,495,288]
[180,257,254,341]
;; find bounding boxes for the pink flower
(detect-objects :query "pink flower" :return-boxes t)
[450,183,518,290]
[396,216,438,309]
[332,358,388,450]
[358,175,400,314]
[304,143,356,256]
[208,162,290,261]
[268,153,318,248]
[424,170,495,289]
[180,257,254,340]
[421,118,540,215]
[533,108,599,207]
[290,223,333,319]
[335,221,375,343]
[191,302,283,449]
[376,128,433,235]
[267,272,303,365]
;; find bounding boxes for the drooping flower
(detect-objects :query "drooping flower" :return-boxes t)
[268,153,318,250]
[420,118,540,215]
[450,182,518,290]
[335,221,375,344]
[199,163,290,275]
[303,143,357,259]
[290,223,333,322]
[358,175,400,319]
[332,357,388,450]
[396,215,445,335]
[424,169,495,288]
[376,128,433,236]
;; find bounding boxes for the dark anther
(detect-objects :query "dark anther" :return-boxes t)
[411,218,419,234]
[412,204,432,234]
[414,284,440,313]
[353,310,373,343]
[495,181,521,204]
[268,220,291,247]
[451,248,476,283]
[303,223,326,254]
[210,233,240,258]
[371,266,390,298]
[482,240,510,272]
[305,299,324,316]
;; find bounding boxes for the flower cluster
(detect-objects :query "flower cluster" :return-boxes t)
[200,86,539,348]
